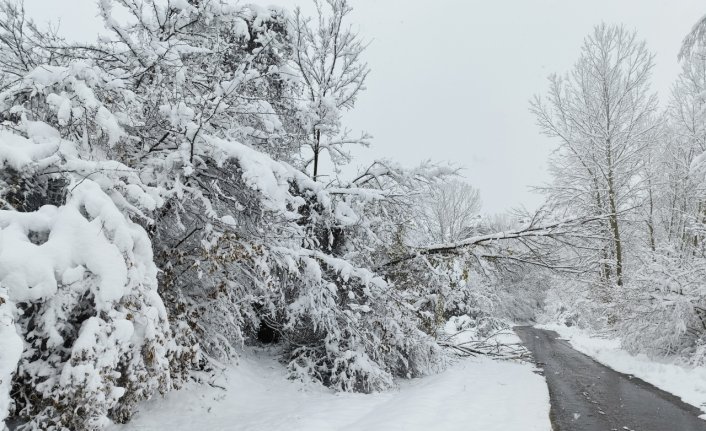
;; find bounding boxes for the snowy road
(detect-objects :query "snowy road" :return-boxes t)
[516,327,706,431]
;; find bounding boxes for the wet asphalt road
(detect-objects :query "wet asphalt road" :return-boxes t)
[515,326,706,431]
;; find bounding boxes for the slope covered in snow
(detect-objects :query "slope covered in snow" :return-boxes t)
[110,350,551,431]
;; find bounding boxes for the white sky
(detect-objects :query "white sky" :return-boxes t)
[23,0,706,213]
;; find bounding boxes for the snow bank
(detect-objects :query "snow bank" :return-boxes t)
[539,323,706,418]
[111,350,551,431]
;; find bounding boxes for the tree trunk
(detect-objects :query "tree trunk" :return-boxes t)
[595,190,612,283]
[313,129,320,181]
[606,146,623,287]
[647,185,656,253]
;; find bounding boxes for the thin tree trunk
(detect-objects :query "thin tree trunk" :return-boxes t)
[647,185,656,253]
[313,129,320,181]
[603,79,622,286]
[606,156,623,286]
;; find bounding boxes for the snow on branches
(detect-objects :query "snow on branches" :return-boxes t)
[0,1,460,429]
[0,123,177,430]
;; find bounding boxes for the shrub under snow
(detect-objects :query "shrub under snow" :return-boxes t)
[0,124,182,430]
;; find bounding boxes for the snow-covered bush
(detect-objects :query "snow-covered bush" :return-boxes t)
[0,123,181,429]
[280,247,446,391]
[615,251,706,364]
[0,286,22,428]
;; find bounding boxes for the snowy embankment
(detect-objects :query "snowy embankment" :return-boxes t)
[111,347,550,431]
[539,323,706,419]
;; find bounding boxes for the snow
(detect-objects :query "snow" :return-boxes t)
[96,105,125,146]
[443,315,522,346]
[111,350,551,431]
[0,120,174,427]
[46,93,73,125]
[539,323,706,419]
[0,288,22,425]
[0,180,136,306]
[202,135,316,214]
[0,130,58,170]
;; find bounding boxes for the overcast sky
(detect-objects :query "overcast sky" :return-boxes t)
[24,0,706,213]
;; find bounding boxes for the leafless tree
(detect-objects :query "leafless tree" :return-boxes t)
[292,0,370,181]
[417,180,482,244]
[662,46,706,255]
[531,24,659,286]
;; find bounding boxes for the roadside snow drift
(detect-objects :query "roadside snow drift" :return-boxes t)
[111,350,551,431]
[541,323,706,419]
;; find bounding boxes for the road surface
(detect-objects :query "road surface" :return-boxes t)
[515,326,706,431]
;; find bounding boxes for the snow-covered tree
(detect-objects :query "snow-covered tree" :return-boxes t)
[532,23,659,287]
[292,0,370,181]
[534,18,706,365]
[608,17,706,365]
[0,1,465,428]
[0,0,639,428]
[415,180,482,244]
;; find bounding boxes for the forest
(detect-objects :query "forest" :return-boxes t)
[0,0,705,430]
